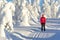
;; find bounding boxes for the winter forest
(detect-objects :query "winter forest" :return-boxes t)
[0,0,60,40]
[0,0,60,26]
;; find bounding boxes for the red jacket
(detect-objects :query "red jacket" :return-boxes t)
[40,17,46,24]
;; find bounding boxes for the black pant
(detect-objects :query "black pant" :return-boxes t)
[41,23,45,31]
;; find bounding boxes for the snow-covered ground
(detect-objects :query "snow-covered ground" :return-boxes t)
[0,18,60,40]
[1,0,60,40]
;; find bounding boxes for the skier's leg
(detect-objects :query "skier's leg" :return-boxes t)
[42,23,44,31]
[43,23,45,31]
[41,23,43,31]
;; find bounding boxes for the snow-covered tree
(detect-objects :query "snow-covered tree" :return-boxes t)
[51,1,60,18]
[0,0,15,38]
[42,0,60,18]
[0,0,7,38]
[43,0,51,18]
[13,0,41,26]
[20,0,30,26]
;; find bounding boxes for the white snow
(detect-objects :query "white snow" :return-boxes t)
[0,1,15,38]
[0,0,60,40]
